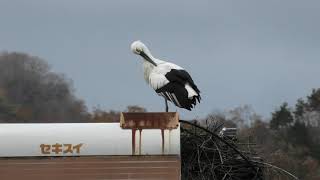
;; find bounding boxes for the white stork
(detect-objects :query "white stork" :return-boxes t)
[130,40,201,112]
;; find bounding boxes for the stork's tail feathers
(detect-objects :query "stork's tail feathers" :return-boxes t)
[188,94,201,111]
[196,94,201,103]
[156,82,201,111]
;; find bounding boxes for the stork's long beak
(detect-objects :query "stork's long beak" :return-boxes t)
[140,51,157,66]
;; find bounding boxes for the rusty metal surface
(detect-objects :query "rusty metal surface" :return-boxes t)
[120,112,179,129]
[120,112,180,155]
[0,155,180,180]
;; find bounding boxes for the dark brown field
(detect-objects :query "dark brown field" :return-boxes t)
[0,155,180,180]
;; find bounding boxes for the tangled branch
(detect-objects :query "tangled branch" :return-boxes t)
[179,119,298,180]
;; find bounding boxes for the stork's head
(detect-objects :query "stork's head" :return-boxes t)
[131,40,146,55]
[130,40,157,66]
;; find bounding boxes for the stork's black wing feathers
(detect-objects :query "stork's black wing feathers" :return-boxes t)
[155,69,201,111]
[165,69,200,94]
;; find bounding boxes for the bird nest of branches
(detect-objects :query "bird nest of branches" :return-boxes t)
[179,120,298,180]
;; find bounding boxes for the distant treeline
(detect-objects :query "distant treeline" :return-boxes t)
[0,52,145,123]
[196,92,320,179]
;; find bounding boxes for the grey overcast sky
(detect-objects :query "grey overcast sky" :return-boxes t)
[0,0,319,119]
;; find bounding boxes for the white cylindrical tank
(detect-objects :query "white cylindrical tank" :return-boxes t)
[0,123,180,157]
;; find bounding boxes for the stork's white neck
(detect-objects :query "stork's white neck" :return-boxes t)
[142,46,164,65]
[140,44,165,83]
[143,61,153,83]
[142,59,164,84]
